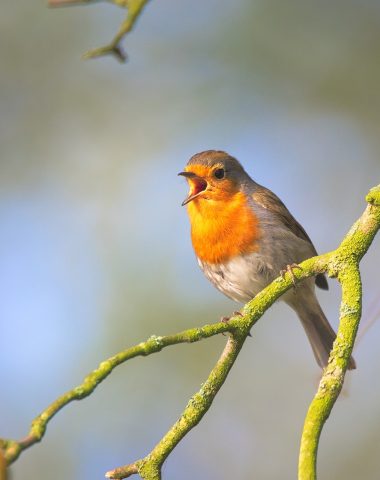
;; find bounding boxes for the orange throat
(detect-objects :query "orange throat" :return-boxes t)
[187,191,260,265]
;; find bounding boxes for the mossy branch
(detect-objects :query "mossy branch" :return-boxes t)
[48,0,151,62]
[298,184,380,480]
[0,185,379,479]
[106,333,248,480]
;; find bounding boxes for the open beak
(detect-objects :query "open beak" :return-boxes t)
[178,171,208,206]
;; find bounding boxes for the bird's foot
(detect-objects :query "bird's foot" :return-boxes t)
[280,263,303,288]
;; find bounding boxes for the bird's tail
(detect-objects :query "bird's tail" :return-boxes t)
[292,292,356,370]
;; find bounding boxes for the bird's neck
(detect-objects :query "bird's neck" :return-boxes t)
[187,191,260,264]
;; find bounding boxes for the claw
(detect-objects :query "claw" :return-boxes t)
[280,263,303,288]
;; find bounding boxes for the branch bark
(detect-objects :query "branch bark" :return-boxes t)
[298,185,380,479]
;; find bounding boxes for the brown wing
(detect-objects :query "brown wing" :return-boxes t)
[252,185,328,290]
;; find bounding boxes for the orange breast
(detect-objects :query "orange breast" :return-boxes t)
[187,191,260,264]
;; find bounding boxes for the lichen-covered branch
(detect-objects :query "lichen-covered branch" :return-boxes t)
[298,185,380,480]
[106,332,248,479]
[1,185,379,479]
[1,322,231,466]
[48,0,151,62]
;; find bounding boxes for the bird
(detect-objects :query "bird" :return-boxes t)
[179,150,355,370]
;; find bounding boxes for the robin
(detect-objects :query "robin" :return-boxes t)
[179,150,355,370]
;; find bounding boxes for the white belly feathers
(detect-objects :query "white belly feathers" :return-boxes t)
[198,253,275,303]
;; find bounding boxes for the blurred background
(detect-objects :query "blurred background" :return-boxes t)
[1,0,380,478]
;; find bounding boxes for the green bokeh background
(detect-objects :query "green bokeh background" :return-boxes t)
[1,1,380,478]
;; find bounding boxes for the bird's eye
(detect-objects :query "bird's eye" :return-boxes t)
[214,168,225,179]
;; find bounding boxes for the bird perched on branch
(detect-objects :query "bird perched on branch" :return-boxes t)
[179,150,355,370]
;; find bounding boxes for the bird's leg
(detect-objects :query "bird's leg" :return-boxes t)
[280,263,303,288]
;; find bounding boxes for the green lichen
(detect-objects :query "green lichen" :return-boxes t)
[366,185,380,205]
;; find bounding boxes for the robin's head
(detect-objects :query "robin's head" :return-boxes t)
[178,150,249,206]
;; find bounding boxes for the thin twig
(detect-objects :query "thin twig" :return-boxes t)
[48,0,151,62]
[84,0,150,62]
